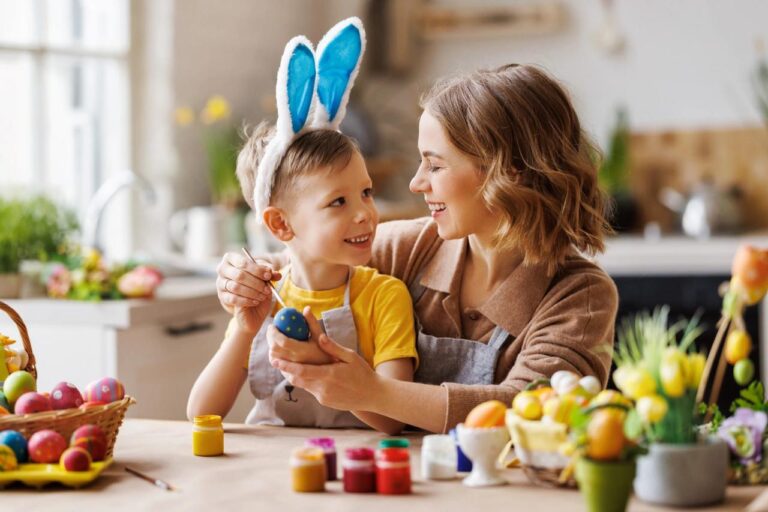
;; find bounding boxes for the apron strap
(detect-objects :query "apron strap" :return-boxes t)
[342,266,354,306]
[407,266,429,304]
[487,326,511,350]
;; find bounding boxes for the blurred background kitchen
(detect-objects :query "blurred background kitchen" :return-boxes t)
[1,0,767,420]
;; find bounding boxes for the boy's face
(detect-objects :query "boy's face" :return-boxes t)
[283,151,379,267]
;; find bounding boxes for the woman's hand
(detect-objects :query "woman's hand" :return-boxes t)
[216,252,282,333]
[267,307,336,365]
[270,329,379,411]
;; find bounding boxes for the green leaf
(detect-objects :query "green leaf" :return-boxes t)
[624,409,643,441]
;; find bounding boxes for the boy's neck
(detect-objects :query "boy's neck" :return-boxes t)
[287,256,351,291]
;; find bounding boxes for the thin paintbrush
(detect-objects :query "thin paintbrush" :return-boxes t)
[242,247,287,308]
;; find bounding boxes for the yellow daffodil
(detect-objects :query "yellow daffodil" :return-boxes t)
[636,394,668,424]
[174,106,195,126]
[686,352,706,389]
[201,95,231,124]
[660,348,686,397]
[615,365,656,400]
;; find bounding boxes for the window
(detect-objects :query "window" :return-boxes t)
[0,0,130,217]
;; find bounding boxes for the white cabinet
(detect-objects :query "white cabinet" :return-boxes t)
[0,278,255,422]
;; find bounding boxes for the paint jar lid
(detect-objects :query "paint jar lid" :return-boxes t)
[378,438,409,449]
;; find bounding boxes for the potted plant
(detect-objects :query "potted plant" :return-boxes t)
[175,95,247,252]
[566,395,644,512]
[0,195,78,298]
[613,307,729,507]
[599,107,637,233]
[699,244,768,485]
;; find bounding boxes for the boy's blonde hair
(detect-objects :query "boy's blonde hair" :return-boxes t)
[420,64,611,274]
[236,122,359,210]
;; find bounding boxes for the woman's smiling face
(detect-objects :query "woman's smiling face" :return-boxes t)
[411,111,496,241]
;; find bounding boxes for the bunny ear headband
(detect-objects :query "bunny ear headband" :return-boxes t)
[253,17,366,222]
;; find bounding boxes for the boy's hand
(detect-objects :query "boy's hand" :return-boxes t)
[267,307,336,365]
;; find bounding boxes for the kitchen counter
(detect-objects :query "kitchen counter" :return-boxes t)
[0,278,255,421]
[595,233,768,276]
[0,419,764,511]
[1,277,220,328]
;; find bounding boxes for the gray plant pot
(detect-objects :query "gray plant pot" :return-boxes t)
[634,436,728,507]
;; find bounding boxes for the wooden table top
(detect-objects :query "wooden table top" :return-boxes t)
[1,419,766,511]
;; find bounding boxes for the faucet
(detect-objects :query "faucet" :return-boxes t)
[82,170,156,252]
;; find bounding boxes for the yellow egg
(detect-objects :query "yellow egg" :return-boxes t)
[512,391,542,420]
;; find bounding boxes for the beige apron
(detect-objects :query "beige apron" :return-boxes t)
[246,268,367,428]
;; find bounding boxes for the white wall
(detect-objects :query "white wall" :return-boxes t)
[417,0,768,142]
[132,0,768,254]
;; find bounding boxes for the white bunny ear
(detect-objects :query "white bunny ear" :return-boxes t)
[254,36,317,221]
[312,17,366,129]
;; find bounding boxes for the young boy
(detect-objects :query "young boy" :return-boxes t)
[187,124,417,434]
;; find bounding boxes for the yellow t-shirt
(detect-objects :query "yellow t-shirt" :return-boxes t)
[236,265,418,370]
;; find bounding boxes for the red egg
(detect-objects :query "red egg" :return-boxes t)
[71,424,108,461]
[60,446,92,472]
[84,377,125,403]
[50,382,84,410]
[14,392,52,415]
[28,429,67,463]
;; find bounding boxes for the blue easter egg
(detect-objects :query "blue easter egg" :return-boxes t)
[274,307,310,341]
[0,430,29,463]
[0,391,10,412]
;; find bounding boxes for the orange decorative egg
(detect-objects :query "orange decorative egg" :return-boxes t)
[465,400,507,428]
[732,245,768,291]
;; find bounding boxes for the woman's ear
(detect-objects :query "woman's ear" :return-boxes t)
[262,206,294,242]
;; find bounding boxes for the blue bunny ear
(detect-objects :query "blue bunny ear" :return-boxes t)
[275,36,317,136]
[254,36,316,220]
[313,17,366,129]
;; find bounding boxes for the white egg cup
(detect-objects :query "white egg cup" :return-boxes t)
[456,423,510,487]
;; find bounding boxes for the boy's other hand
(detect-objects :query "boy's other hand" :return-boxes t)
[267,307,335,366]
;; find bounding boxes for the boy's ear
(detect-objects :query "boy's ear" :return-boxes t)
[262,206,294,242]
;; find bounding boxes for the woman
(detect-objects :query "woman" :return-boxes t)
[216,64,618,433]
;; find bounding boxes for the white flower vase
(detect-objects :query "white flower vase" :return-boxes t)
[456,423,509,487]
[634,436,728,506]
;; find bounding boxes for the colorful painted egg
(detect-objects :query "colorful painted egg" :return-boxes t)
[14,392,52,415]
[0,406,9,416]
[84,377,125,403]
[50,382,84,410]
[28,429,67,463]
[273,307,310,341]
[2,371,36,404]
[0,444,18,471]
[0,430,28,463]
[0,390,10,411]
[71,424,107,461]
[60,446,92,472]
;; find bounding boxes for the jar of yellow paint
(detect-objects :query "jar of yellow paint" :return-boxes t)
[192,415,224,456]
[290,446,326,492]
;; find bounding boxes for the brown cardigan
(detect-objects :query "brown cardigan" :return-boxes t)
[370,217,618,433]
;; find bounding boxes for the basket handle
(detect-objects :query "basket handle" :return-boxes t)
[0,300,37,380]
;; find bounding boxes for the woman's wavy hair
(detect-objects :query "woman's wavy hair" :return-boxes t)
[421,64,612,274]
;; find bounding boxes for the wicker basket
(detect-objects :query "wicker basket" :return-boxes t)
[505,410,576,488]
[0,300,135,458]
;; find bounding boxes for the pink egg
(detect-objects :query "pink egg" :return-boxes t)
[28,430,67,463]
[50,382,84,410]
[60,447,92,472]
[14,392,52,415]
[71,424,107,461]
[84,377,125,403]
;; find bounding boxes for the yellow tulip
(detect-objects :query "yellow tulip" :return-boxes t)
[174,106,195,126]
[590,389,632,408]
[617,366,657,400]
[636,395,668,424]
[202,95,231,124]
[686,353,706,389]
[661,348,690,396]
[512,391,542,420]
